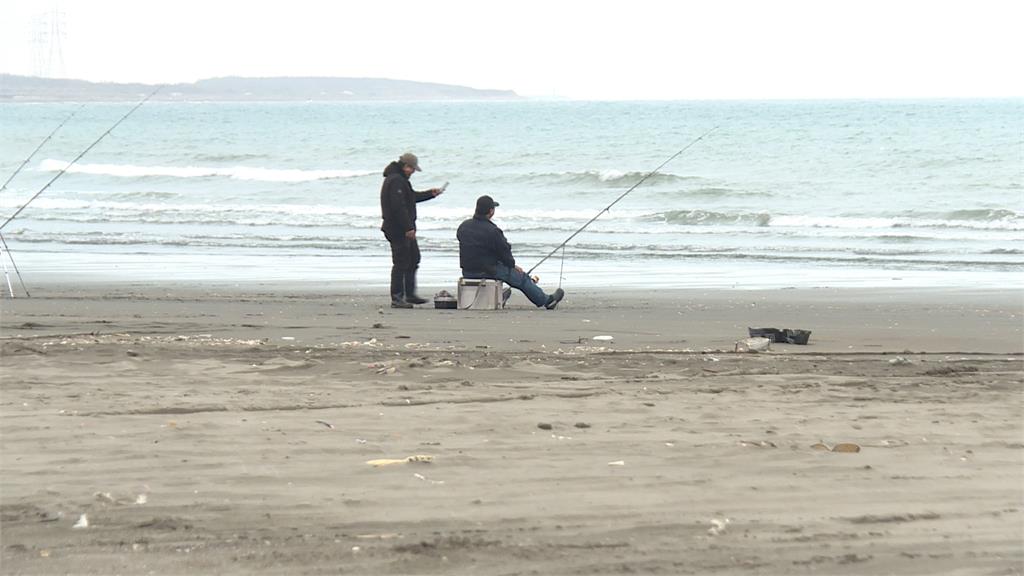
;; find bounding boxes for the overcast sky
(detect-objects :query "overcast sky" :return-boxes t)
[1,0,1021,100]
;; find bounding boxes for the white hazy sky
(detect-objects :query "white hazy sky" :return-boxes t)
[1,0,1021,100]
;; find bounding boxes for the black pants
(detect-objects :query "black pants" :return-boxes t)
[386,234,421,300]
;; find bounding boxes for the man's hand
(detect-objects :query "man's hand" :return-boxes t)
[405,229,416,240]
[430,188,443,197]
[514,265,524,274]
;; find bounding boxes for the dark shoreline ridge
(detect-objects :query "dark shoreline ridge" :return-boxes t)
[0,74,521,102]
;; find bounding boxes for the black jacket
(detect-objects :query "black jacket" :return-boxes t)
[380,161,435,237]
[456,215,516,275]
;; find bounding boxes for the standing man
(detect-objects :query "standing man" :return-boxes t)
[457,195,565,310]
[380,152,443,308]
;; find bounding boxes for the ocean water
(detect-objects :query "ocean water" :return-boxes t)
[0,99,1021,290]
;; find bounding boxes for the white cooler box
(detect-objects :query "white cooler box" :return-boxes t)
[457,278,503,310]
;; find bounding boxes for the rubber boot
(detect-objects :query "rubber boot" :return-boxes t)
[404,274,427,305]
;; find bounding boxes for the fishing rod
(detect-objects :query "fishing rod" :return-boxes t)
[0,104,86,297]
[0,233,29,297]
[0,86,161,232]
[527,125,719,275]
[0,103,86,192]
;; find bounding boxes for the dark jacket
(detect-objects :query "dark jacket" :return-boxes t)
[380,161,435,238]
[456,215,516,275]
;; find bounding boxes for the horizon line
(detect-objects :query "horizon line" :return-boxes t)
[2,73,1021,102]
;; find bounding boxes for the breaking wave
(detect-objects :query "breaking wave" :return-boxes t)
[37,159,375,182]
[650,210,1024,231]
[652,210,773,226]
[943,209,1019,221]
[514,170,695,187]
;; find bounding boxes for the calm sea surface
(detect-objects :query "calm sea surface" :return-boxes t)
[0,99,1021,290]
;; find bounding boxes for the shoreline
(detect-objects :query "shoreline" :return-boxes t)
[2,283,1021,354]
[2,252,1021,292]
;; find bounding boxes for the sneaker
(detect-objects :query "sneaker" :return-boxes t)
[405,295,429,305]
[391,299,413,309]
[501,287,512,308]
[544,288,565,310]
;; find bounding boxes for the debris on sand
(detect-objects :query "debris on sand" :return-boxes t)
[373,365,397,375]
[413,472,445,485]
[355,532,402,540]
[94,492,116,504]
[315,420,335,429]
[811,441,862,453]
[735,337,771,353]
[832,442,862,453]
[537,422,553,430]
[708,518,730,536]
[72,514,89,529]
[366,455,434,467]
[739,440,777,448]
[343,338,381,348]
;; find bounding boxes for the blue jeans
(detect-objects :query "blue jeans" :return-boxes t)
[464,263,549,307]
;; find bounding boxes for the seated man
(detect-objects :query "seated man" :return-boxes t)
[457,195,565,310]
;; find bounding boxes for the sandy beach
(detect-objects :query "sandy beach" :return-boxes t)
[1,284,1021,575]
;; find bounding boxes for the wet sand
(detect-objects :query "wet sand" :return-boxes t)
[1,284,1022,575]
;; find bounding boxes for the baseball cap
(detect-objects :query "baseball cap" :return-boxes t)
[399,152,421,172]
[475,195,500,215]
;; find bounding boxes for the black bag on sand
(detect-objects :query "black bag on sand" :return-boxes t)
[748,327,812,345]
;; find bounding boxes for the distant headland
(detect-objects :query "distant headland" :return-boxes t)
[0,74,521,102]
